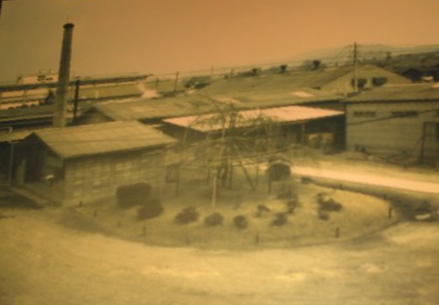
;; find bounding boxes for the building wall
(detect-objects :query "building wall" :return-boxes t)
[63,150,167,205]
[345,101,439,157]
[322,66,411,95]
[422,120,439,160]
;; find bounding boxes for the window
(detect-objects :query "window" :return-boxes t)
[391,111,418,118]
[351,78,368,89]
[353,111,376,118]
[372,77,388,86]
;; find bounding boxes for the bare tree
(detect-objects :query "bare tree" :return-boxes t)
[177,95,282,208]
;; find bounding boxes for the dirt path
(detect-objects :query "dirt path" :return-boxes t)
[293,166,439,195]
[1,207,439,305]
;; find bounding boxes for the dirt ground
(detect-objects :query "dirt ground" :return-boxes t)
[1,151,439,304]
[1,205,439,305]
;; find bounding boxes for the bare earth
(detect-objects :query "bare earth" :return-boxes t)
[1,206,439,305]
[1,153,439,305]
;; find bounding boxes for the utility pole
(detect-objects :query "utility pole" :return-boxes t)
[173,71,179,93]
[353,42,359,92]
[73,79,80,121]
[8,140,14,187]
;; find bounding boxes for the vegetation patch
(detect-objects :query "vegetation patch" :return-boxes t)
[271,212,288,226]
[204,213,224,227]
[233,215,248,229]
[175,207,199,224]
[317,193,343,212]
[137,197,164,220]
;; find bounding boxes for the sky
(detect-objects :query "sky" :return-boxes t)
[0,0,438,82]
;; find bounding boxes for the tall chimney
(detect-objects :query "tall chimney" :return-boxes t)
[53,23,74,127]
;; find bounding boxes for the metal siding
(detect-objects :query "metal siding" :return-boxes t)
[346,101,439,156]
[63,151,166,205]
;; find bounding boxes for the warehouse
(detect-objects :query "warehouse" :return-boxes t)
[13,121,176,205]
[343,83,439,162]
[201,64,411,98]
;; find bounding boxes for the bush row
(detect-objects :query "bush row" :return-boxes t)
[174,207,292,228]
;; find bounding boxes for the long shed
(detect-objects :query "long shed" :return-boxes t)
[15,121,176,205]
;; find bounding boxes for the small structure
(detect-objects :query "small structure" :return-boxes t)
[343,83,439,162]
[13,121,176,205]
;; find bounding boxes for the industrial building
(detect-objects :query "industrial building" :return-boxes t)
[344,83,439,162]
[75,87,344,125]
[0,73,149,110]
[201,64,412,98]
[12,121,176,205]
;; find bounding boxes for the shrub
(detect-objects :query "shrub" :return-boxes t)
[271,213,287,226]
[137,197,163,220]
[317,194,342,212]
[233,215,248,229]
[256,204,271,217]
[319,198,343,212]
[204,213,224,227]
[175,207,199,224]
[116,183,152,208]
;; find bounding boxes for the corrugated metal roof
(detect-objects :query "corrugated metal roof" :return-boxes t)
[93,95,218,121]
[164,106,343,132]
[0,129,36,142]
[32,121,176,159]
[231,88,342,109]
[202,65,405,96]
[344,83,439,103]
[200,67,352,95]
[92,89,342,122]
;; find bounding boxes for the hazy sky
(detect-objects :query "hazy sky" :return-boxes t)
[0,0,438,82]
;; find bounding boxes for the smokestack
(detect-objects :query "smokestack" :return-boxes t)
[53,23,74,127]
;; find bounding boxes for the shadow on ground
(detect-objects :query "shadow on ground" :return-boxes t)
[0,194,42,210]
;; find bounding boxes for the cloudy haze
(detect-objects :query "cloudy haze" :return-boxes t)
[0,0,438,82]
